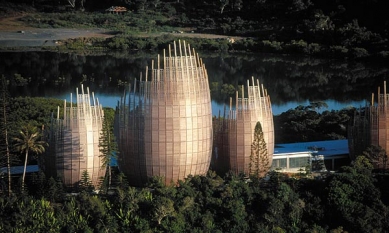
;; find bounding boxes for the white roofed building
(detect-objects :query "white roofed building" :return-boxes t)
[272,139,350,172]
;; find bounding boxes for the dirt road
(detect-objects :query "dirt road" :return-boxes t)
[0,15,115,47]
[0,15,240,48]
[0,28,114,47]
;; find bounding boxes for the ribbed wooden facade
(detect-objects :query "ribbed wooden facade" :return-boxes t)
[45,85,105,188]
[115,41,213,186]
[348,105,370,160]
[349,81,389,165]
[212,78,274,176]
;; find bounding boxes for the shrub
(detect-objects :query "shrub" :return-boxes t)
[107,36,129,50]
[307,43,321,55]
[261,40,283,53]
[63,37,90,50]
[284,40,308,54]
[329,45,348,58]
[377,51,389,59]
[221,23,232,34]
[350,47,369,58]
[232,38,258,51]
[127,38,148,50]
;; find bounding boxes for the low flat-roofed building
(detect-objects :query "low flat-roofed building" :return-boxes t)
[272,139,350,172]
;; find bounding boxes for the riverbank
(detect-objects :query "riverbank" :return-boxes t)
[0,14,241,49]
[1,11,388,61]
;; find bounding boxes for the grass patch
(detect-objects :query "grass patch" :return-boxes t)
[19,11,178,34]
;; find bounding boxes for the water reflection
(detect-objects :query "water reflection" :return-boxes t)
[1,51,387,115]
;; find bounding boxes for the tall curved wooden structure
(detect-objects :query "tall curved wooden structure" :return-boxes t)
[45,85,105,188]
[115,41,213,186]
[349,81,389,167]
[212,78,274,176]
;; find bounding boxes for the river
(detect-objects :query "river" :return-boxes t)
[1,51,387,115]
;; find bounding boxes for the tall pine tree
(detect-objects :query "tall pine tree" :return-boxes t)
[249,121,270,177]
[79,170,93,192]
[99,108,118,192]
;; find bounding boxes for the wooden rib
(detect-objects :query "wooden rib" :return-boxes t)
[257,79,263,117]
[63,99,66,121]
[384,81,386,108]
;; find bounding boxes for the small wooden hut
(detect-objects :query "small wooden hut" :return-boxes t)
[105,6,127,14]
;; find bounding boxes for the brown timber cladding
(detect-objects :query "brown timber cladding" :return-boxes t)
[116,41,213,186]
[46,85,105,188]
[212,78,274,176]
[348,81,389,168]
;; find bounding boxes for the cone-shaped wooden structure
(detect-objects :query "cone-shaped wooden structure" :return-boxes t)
[45,85,105,188]
[349,81,389,167]
[212,78,274,176]
[115,41,213,186]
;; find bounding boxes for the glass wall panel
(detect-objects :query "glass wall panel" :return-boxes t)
[289,157,310,168]
[271,158,287,169]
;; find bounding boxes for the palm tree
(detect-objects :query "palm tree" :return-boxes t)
[13,123,48,191]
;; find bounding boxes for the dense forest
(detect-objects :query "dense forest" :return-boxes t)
[1,157,389,232]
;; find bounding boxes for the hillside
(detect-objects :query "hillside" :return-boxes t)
[0,0,388,58]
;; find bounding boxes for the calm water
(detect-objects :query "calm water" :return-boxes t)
[1,51,387,115]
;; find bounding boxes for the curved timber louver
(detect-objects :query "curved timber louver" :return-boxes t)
[115,40,213,186]
[45,85,105,188]
[348,81,389,167]
[212,78,274,177]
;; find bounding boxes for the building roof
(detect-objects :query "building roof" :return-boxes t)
[0,165,39,175]
[274,139,349,157]
[105,6,127,12]
[110,157,118,167]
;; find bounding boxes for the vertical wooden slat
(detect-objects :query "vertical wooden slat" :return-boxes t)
[47,85,105,188]
[115,41,212,185]
[212,78,274,176]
